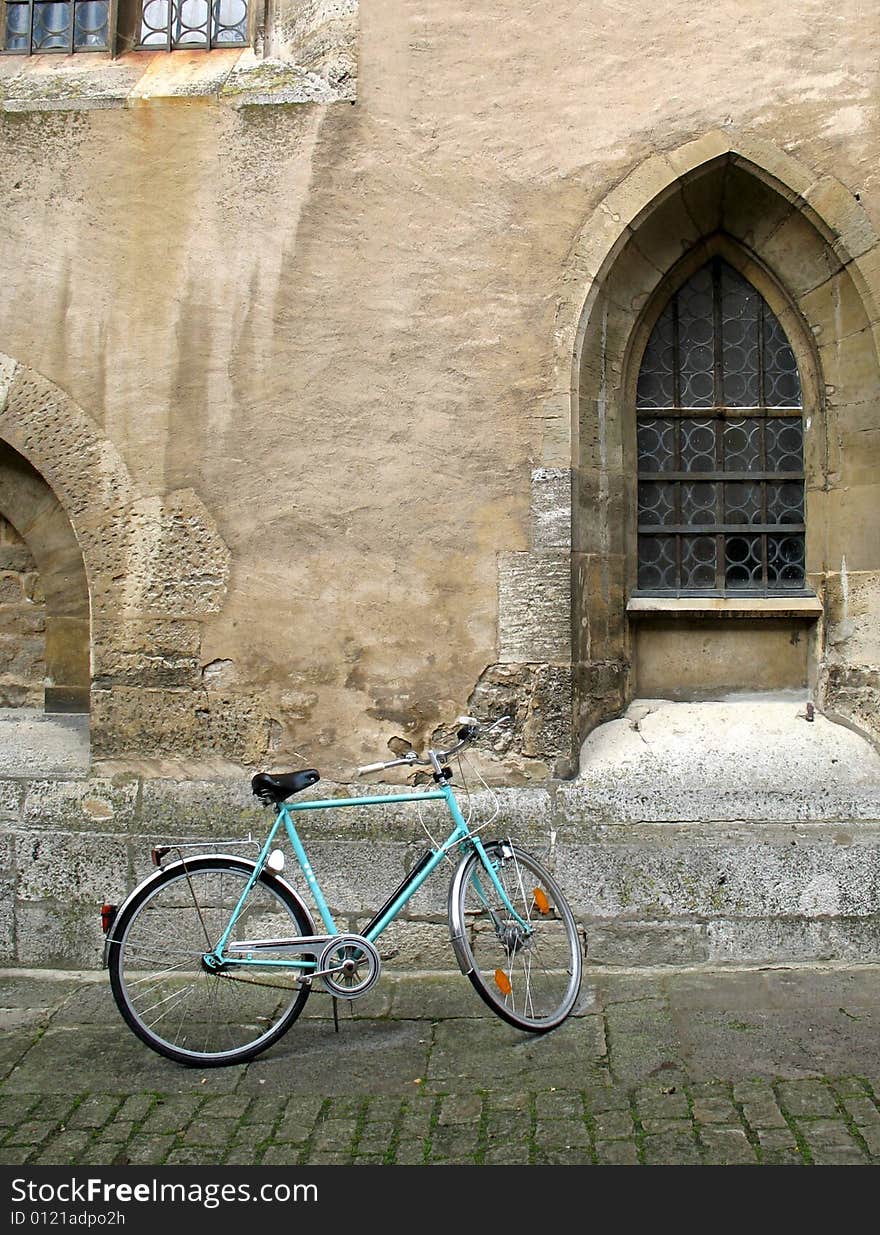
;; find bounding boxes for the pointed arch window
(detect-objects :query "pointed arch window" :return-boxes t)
[635,258,806,596]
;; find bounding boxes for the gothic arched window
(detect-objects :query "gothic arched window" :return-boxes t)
[635,258,805,596]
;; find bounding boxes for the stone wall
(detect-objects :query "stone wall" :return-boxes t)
[0,3,877,782]
[4,768,880,970]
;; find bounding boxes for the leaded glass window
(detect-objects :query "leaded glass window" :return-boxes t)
[137,0,248,48]
[635,258,805,596]
[3,0,109,51]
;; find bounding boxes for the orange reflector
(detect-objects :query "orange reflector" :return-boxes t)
[533,887,551,914]
[494,968,512,996]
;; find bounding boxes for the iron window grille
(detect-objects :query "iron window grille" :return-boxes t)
[635,258,806,598]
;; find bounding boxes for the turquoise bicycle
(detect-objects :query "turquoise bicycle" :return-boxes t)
[104,715,583,1067]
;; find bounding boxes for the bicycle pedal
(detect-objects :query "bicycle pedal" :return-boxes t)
[379,948,400,962]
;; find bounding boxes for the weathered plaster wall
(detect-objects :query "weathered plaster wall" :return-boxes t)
[0,1,876,782]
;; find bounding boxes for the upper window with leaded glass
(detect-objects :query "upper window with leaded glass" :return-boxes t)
[1,0,248,51]
[635,258,806,597]
[3,0,109,51]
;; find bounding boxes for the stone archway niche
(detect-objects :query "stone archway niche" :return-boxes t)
[0,441,90,712]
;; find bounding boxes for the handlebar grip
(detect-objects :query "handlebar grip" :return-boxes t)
[358,762,387,775]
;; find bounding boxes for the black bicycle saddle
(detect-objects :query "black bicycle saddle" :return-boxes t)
[251,769,320,805]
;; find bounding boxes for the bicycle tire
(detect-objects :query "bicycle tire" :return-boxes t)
[108,855,313,1067]
[448,842,582,1033]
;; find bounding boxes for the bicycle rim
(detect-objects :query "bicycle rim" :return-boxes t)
[451,844,582,1033]
[109,857,312,1067]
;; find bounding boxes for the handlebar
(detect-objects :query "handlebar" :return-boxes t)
[356,714,511,776]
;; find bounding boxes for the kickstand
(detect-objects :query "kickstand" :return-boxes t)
[332,997,339,1033]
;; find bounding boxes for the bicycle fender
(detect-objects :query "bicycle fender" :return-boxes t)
[102,853,317,967]
[447,845,492,976]
[447,841,518,977]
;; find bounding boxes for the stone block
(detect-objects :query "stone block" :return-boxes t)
[819,329,880,411]
[14,829,130,903]
[498,552,571,664]
[124,491,230,617]
[92,618,202,689]
[22,779,138,832]
[530,468,572,550]
[798,270,872,345]
[803,176,877,263]
[139,776,262,836]
[14,899,106,968]
[722,163,797,251]
[90,686,272,764]
[729,138,818,206]
[761,209,844,299]
[628,185,702,276]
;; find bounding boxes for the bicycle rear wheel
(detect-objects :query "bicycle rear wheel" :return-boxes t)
[108,855,313,1067]
[449,842,582,1033]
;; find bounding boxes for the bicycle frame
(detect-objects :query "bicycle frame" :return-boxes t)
[210,778,531,974]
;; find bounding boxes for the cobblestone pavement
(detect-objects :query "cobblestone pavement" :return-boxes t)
[3,964,880,1167]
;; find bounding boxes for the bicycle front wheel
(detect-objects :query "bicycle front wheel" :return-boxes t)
[449,843,582,1033]
[108,856,313,1067]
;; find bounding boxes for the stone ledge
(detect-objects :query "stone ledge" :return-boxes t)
[0,30,356,112]
[626,595,823,619]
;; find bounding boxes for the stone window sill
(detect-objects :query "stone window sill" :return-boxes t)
[626,595,823,619]
[0,45,356,113]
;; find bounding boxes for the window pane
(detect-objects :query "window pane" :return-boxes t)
[637,418,675,473]
[722,418,762,470]
[680,482,716,526]
[763,312,801,407]
[677,265,715,407]
[5,3,30,49]
[679,418,716,472]
[725,535,763,590]
[32,1,72,48]
[724,482,762,525]
[766,481,804,525]
[767,534,805,588]
[765,419,803,471]
[636,302,675,409]
[214,0,247,41]
[681,535,717,588]
[637,536,678,591]
[721,264,760,406]
[638,481,675,527]
[176,0,209,44]
[74,0,108,46]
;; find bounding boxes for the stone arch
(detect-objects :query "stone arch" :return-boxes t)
[0,353,236,760]
[538,132,880,752]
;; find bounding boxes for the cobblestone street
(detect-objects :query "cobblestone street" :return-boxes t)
[3,964,880,1168]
